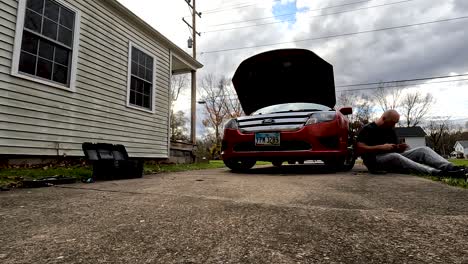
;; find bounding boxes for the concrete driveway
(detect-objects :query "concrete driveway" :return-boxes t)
[0,164,467,264]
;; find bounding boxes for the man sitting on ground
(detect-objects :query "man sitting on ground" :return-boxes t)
[356,110,466,177]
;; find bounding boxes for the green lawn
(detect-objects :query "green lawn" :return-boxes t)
[0,165,93,188]
[423,159,467,189]
[0,161,234,188]
[424,175,468,189]
[449,159,468,167]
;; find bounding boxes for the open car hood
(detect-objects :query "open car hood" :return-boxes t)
[232,49,336,115]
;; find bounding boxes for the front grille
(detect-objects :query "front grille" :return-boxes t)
[237,112,311,132]
[234,141,311,152]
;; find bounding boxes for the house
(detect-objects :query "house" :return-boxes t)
[394,127,427,149]
[0,0,202,163]
[453,141,468,158]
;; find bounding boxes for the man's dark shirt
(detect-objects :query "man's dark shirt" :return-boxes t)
[356,122,398,167]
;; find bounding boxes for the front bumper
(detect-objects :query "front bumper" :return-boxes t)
[221,121,349,161]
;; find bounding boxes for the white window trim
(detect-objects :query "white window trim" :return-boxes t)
[126,41,157,114]
[11,0,81,92]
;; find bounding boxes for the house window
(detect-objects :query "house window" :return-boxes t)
[128,44,155,111]
[13,0,79,89]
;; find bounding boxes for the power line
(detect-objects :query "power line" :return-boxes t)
[213,76,468,100]
[203,0,416,33]
[199,15,468,54]
[201,0,281,14]
[336,77,468,92]
[336,73,468,88]
[203,4,257,14]
[207,0,388,27]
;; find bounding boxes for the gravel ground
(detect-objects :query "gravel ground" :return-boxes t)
[0,164,467,264]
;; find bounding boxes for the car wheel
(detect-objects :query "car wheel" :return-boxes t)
[287,160,295,165]
[340,152,356,171]
[223,159,256,172]
[272,160,283,167]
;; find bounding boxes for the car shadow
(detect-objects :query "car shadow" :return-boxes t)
[228,163,364,176]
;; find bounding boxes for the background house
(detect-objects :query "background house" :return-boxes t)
[395,127,427,149]
[453,141,468,158]
[0,0,202,164]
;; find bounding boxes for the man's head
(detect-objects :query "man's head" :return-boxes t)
[376,110,400,128]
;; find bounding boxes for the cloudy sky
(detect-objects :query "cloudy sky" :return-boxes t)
[118,0,468,127]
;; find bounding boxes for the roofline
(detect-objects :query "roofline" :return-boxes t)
[455,141,468,147]
[107,0,203,70]
[394,127,427,137]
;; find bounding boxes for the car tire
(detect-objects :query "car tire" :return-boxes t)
[272,160,283,167]
[223,159,256,172]
[340,153,356,171]
[287,160,295,165]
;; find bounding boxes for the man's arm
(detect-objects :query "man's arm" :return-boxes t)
[356,142,397,155]
[356,125,397,155]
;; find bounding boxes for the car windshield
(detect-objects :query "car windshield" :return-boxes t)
[251,103,332,115]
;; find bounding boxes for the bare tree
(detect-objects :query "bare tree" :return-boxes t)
[425,118,450,155]
[200,74,230,147]
[170,110,189,141]
[336,92,358,110]
[336,92,374,131]
[400,91,434,127]
[222,82,244,118]
[170,74,189,106]
[373,82,403,112]
[169,74,190,142]
[354,94,374,124]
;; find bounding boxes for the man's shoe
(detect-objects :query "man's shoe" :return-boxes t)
[451,165,467,171]
[437,168,467,179]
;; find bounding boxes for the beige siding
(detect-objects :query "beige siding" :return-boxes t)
[0,0,172,158]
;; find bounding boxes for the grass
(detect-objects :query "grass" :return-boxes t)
[424,175,468,189]
[0,165,93,188]
[0,161,234,188]
[449,159,468,167]
[420,159,468,189]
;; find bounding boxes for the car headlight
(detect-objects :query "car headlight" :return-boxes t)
[224,119,239,130]
[305,112,336,125]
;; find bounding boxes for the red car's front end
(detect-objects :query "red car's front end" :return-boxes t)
[222,48,354,171]
[221,107,353,169]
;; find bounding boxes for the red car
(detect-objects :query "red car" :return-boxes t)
[221,49,355,171]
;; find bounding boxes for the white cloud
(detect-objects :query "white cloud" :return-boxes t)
[118,0,468,124]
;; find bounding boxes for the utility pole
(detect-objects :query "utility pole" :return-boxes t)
[183,0,201,145]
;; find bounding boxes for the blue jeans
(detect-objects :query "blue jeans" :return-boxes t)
[374,147,452,175]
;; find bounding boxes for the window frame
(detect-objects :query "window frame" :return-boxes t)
[11,0,81,91]
[126,41,156,113]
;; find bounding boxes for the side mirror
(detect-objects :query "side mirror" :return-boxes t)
[339,107,353,115]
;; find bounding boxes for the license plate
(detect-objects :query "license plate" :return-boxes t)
[255,132,280,146]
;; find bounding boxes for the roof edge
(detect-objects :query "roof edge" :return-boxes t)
[107,1,203,70]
